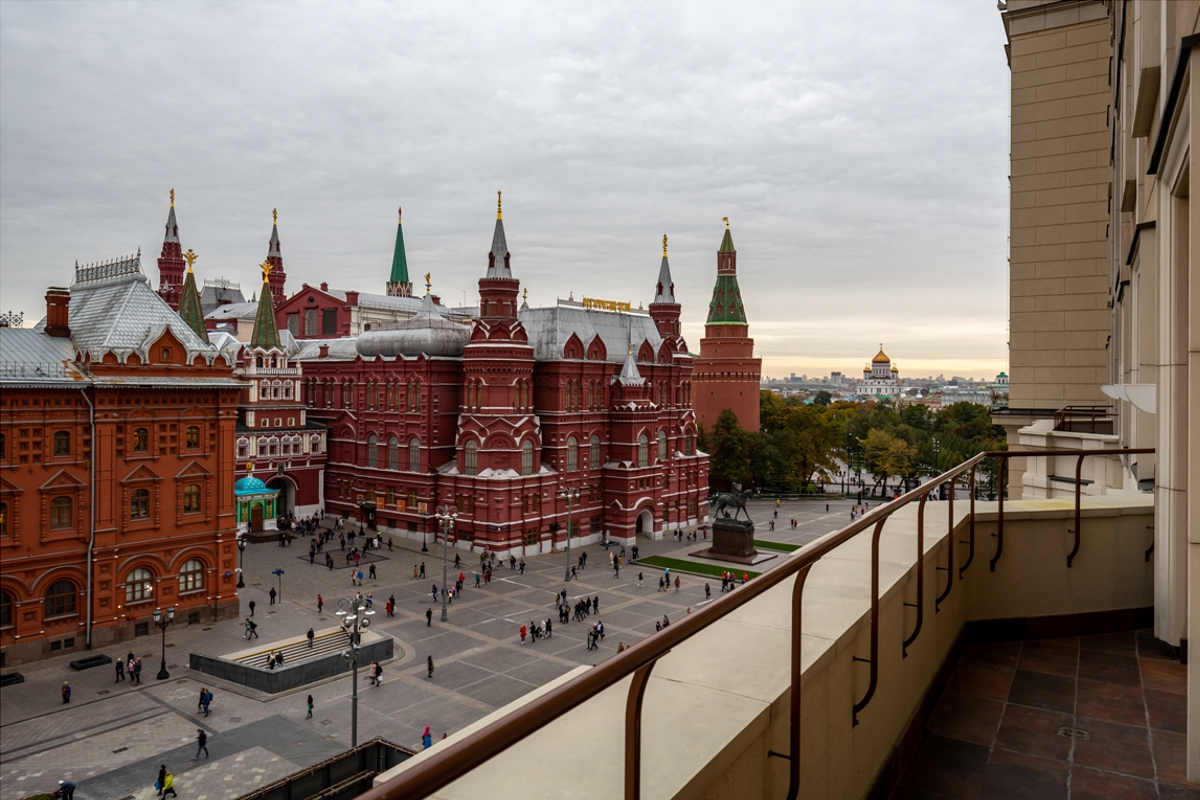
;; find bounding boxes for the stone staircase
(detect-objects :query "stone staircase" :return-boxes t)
[231,628,351,669]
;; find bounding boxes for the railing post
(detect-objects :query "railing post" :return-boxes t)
[936,480,953,611]
[903,495,926,657]
[960,472,976,578]
[989,457,1006,572]
[784,564,814,800]
[625,658,660,800]
[1066,454,1085,567]
[852,519,887,726]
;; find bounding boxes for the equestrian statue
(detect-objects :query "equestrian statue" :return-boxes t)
[708,489,754,522]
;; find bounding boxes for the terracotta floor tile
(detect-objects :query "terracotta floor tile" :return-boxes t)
[1071,717,1154,779]
[1075,678,1146,726]
[1136,630,1178,660]
[945,658,1015,702]
[962,641,1022,669]
[1079,631,1137,656]
[978,749,1068,800]
[1145,687,1187,734]
[1018,641,1079,678]
[898,733,988,799]
[1140,656,1187,696]
[927,689,1004,747]
[1152,729,1200,789]
[1068,766,1156,800]
[994,704,1073,761]
[1033,636,1079,652]
[1007,670,1076,714]
[1077,650,1141,687]
[1159,783,1200,800]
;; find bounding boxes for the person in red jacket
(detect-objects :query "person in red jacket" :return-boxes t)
[519,624,527,644]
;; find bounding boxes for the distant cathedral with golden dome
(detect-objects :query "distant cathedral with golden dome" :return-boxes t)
[860,344,900,397]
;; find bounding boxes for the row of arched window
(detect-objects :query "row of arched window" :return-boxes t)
[563,380,605,412]
[257,379,295,400]
[365,435,421,472]
[236,434,322,461]
[0,561,207,627]
[307,379,424,413]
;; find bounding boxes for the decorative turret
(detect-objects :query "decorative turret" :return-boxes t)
[157,189,185,310]
[386,206,413,297]
[649,233,681,338]
[707,217,747,325]
[250,259,282,351]
[176,248,209,343]
[479,191,519,320]
[265,208,286,308]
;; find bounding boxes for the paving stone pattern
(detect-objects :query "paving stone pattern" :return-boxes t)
[0,497,847,800]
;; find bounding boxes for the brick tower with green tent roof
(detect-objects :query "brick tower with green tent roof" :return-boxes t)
[251,260,282,351]
[176,248,209,344]
[386,206,413,297]
[692,217,761,433]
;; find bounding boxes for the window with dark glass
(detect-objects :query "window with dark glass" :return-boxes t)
[179,559,204,593]
[0,590,11,627]
[53,430,70,457]
[126,568,153,603]
[183,483,201,513]
[50,496,72,529]
[464,440,477,476]
[131,488,150,520]
[45,580,76,617]
[185,426,200,449]
[322,308,337,335]
[132,427,149,453]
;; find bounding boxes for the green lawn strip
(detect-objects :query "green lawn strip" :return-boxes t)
[636,555,760,580]
[752,540,800,552]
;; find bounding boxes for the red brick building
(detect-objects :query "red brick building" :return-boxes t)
[296,201,709,554]
[0,255,241,666]
[692,219,762,433]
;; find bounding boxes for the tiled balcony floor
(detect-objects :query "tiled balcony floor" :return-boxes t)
[893,630,1196,800]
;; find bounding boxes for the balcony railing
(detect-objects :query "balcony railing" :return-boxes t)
[360,447,1153,800]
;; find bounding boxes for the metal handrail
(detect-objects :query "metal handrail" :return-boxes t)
[359,447,1153,800]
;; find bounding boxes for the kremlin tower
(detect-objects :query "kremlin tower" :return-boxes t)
[156,189,185,310]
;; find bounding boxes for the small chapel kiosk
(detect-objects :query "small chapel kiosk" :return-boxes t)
[235,463,280,534]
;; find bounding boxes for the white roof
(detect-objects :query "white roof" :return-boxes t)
[519,303,662,364]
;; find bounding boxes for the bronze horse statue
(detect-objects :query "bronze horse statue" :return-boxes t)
[708,489,753,521]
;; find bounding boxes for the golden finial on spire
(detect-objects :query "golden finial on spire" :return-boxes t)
[424,272,432,293]
[260,259,273,283]
[723,216,729,229]
[497,190,502,220]
[182,248,198,272]
[662,234,668,257]
[523,287,528,301]
[246,461,254,475]
[272,208,278,226]
[170,188,175,208]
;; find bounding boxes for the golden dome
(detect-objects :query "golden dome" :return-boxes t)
[872,345,890,364]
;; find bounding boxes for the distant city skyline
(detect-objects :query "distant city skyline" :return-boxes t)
[0,2,1010,380]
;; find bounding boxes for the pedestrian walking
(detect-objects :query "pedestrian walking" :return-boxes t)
[425,607,433,626]
[196,729,209,759]
[160,769,177,799]
[307,628,315,648]
[156,765,167,797]
[427,655,434,679]
[637,572,643,588]
[413,564,419,579]
[201,689,212,717]
[244,618,258,639]
[674,576,681,592]
[57,780,76,800]
[422,726,432,749]
[61,681,71,703]
[705,583,711,599]
[248,599,256,617]
[269,587,277,605]
[115,659,125,682]
[520,624,527,644]
[317,594,323,613]
[420,561,426,578]
[454,553,462,569]
[306,694,314,719]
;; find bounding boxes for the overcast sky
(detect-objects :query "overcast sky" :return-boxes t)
[0,1,1010,380]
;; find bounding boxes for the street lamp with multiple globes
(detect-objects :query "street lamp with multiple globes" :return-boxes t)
[434,505,456,622]
[559,486,580,582]
[236,533,247,589]
[151,605,175,680]
[336,594,375,747]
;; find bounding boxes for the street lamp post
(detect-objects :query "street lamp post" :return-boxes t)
[151,606,175,680]
[434,505,457,622]
[236,533,247,589]
[559,487,580,582]
[336,594,375,747]
[272,567,284,602]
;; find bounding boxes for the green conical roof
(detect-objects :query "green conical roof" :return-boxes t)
[719,224,735,253]
[177,267,209,343]
[250,278,281,350]
[390,207,409,284]
[706,274,747,325]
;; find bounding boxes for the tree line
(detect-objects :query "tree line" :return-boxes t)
[699,392,1007,497]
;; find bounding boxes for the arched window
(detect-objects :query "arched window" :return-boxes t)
[287,314,300,337]
[132,427,149,453]
[45,580,76,617]
[409,437,421,472]
[0,501,7,537]
[50,496,73,529]
[367,435,378,468]
[182,483,201,514]
[685,431,694,456]
[387,436,399,471]
[658,430,668,462]
[131,488,150,520]
[53,430,70,457]
[521,439,534,475]
[125,568,153,604]
[0,590,11,627]
[464,440,478,476]
[305,308,318,336]
[566,436,579,471]
[185,426,200,449]
[590,435,601,470]
[256,355,264,368]
[179,559,204,593]
[638,433,649,468]
[311,434,322,454]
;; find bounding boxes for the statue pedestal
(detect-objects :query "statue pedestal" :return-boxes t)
[691,517,777,566]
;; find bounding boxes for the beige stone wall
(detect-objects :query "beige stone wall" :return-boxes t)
[1006,5,1111,409]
